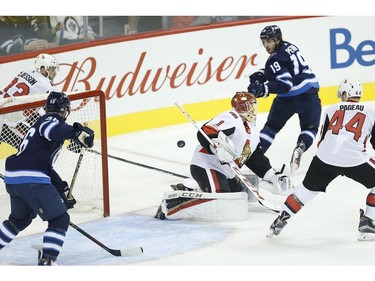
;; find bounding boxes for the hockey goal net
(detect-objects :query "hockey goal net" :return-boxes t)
[0,90,110,218]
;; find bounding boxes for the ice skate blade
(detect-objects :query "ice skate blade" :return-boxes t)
[266,230,276,238]
[358,232,375,241]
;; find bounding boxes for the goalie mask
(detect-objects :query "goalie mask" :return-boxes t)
[34,53,59,78]
[231,92,257,123]
[45,91,71,119]
[337,78,362,101]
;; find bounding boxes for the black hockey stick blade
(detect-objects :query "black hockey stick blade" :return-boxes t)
[86,148,188,179]
[68,222,143,257]
[31,242,143,258]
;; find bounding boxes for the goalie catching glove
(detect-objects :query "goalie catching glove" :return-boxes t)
[54,181,76,209]
[73,122,94,148]
[211,131,240,164]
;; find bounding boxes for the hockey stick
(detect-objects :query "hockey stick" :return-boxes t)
[0,175,143,257]
[65,149,144,257]
[175,102,280,213]
[31,226,144,257]
[67,148,86,198]
[86,148,188,179]
[71,222,143,257]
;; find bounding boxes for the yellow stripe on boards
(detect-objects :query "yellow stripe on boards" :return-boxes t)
[107,82,375,137]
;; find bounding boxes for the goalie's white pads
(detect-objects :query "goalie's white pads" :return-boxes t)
[160,191,248,221]
[260,169,294,196]
[212,131,239,163]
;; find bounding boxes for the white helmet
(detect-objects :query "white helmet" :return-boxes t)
[337,78,362,101]
[34,53,59,73]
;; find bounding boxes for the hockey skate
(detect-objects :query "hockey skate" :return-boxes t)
[38,257,55,266]
[170,183,195,191]
[154,204,166,220]
[358,209,375,241]
[290,141,306,173]
[267,210,291,238]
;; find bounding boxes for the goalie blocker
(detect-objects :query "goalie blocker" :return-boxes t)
[158,191,248,221]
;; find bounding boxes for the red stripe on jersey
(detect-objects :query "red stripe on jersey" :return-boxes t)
[203,125,219,135]
[366,193,375,207]
[210,169,221,193]
[285,194,303,214]
[199,148,210,154]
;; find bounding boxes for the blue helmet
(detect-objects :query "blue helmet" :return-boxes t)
[45,91,71,116]
[260,25,282,40]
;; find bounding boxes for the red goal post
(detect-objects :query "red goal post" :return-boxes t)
[0,90,110,217]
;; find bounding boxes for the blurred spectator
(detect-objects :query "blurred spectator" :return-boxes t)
[0,16,23,55]
[124,16,140,35]
[170,16,194,29]
[170,16,258,29]
[49,16,96,45]
[0,16,57,56]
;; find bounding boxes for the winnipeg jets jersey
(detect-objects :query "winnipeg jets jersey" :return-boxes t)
[4,113,78,185]
[191,110,260,179]
[264,41,319,97]
[316,101,375,167]
[0,69,58,98]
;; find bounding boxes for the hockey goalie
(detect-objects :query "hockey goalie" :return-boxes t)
[155,92,294,221]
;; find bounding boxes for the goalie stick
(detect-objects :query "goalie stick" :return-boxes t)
[175,102,280,213]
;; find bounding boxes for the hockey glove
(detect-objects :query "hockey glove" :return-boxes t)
[212,131,239,164]
[248,81,269,98]
[261,169,294,196]
[73,122,95,148]
[249,69,267,84]
[55,181,77,209]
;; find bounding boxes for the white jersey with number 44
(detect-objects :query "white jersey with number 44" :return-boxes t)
[316,101,375,167]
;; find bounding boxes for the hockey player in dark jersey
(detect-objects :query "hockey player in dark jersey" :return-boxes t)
[247,25,321,173]
[0,91,94,265]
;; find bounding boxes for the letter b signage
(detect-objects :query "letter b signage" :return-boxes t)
[330,28,375,69]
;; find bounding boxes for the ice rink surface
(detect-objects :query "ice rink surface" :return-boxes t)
[1,103,375,279]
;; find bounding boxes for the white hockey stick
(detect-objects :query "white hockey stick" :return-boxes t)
[67,147,85,198]
[175,102,280,213]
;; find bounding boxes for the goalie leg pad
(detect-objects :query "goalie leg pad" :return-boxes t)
[161,191,248,221]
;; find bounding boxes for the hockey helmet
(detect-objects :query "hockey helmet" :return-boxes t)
[337,78,362,101]
[34,53,59,73]
[45,91,71,118]
[260,25,282,41]
[231,91,258,123]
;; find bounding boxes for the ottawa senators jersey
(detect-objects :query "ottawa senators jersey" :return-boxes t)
[191,110,260,179]
[0,69,58,98]
[316,101,375,167]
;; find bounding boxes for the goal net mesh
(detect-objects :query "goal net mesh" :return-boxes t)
[0,90,109,218]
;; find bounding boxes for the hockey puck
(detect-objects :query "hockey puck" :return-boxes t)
[177,140,185,148]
